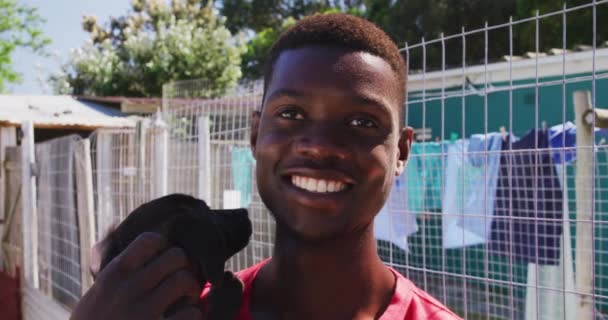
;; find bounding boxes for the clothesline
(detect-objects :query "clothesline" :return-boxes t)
[374,122,608,265]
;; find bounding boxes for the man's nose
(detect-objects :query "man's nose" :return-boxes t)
[293,124,349,161]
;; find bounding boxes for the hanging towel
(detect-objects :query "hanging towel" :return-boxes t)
[442,133,503,249]
[407,142,444,212]
[231,147,256,207]
[490,130,563,265]
[374,172,417,252]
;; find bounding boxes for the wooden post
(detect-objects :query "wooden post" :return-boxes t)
[20,121,38,288]
[0,126,17,265]
[75,139,96,293]
[573,91,595,318]
[198,116,211,203]
[583,108,608,129]
[151,112,168,198]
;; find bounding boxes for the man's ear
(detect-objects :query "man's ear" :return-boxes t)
[250,111,261,159]
[396,126,414,176]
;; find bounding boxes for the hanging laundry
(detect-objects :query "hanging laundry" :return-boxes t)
[374,172,417,252]
[490,130,563,265]
[548,122,576,164]
[442,133,503,249]
[548,121,608,164]
[407,142,444,213]
[231,147,256,207]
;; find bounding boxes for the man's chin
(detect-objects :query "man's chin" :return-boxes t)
[272,217,355,245]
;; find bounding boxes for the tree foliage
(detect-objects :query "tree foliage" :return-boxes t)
[227,0,608,79]
[239,18,295,81]
[221,0,366,80]
[52,0,246,97]
[0,0,50,92]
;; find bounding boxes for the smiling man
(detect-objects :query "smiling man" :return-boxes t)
[200,13,461,320]
[70,13,461,320]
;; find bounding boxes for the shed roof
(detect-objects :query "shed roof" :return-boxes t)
[0,95,135,129]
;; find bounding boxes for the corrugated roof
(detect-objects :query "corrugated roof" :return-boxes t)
[0,95,135,129]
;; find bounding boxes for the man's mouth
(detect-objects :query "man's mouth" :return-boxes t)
[290,175,348,193]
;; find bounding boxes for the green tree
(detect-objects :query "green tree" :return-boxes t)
[229,0,607,76]
[0,0,50,92]
[52,0,246,97]
[220,0,346,33]
[233,3,365,80]
[239,18,295,81]
[364,0,607,70]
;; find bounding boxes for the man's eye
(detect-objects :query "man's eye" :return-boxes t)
[349,118,377,128]
[279,110,304,120]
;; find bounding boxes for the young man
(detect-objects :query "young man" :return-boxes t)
[71,13,460,320]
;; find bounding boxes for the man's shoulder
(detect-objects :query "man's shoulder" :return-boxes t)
[391,271,462,320]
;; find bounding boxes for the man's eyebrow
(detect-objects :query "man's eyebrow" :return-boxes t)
[264,88,308,102]
[350,95,393,118]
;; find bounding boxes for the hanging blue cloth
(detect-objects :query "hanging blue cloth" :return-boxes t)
[548,122,577,164]
[406,142,444,213]
[548,121,608,164]
[231,147,256,207]
[374,172,418,252]
[490,129,563,265]
[442,133,503,249]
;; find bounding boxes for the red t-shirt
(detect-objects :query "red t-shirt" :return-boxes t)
[200,259,462,320]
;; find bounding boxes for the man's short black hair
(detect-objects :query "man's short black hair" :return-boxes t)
[263,13,407,124]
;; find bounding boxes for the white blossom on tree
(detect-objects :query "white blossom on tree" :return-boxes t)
[51,0,245,97]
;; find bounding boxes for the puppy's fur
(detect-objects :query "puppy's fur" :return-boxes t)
[91,194,251,319]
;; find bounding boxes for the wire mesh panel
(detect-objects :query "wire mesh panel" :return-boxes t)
[398,2,608,319]
[162,80,274,271]
[9,2,608,318]
[35,135,82,308]
[90,125,158,241]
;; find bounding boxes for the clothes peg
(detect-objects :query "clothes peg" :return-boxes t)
[499,126,507,142]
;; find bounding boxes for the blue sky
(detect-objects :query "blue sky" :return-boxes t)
[7,0,132,94]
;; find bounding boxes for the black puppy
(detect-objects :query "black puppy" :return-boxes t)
[92,194,252,319]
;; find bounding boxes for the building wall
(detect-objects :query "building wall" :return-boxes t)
[406,72,608,139]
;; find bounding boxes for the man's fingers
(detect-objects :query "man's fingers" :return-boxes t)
[126,246,191,296]
[145,270,202,317]
[166,306,203,320]
[98,232,169,283]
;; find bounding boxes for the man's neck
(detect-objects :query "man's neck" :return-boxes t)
[251,224,396,320]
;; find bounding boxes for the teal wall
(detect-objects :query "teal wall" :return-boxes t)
[406,73,608,139]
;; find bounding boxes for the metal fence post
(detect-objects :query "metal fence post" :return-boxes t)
[20,120,38,289]
[151,113,168,198]
[198,116,211,203]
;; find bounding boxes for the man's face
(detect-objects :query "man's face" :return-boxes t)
[251,46,411,242]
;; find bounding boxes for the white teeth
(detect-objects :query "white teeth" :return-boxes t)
[327,181,336,192]
[336,182,345,191]
[306,177,316,191]
[317,180,327,193]
[290,175,347,193]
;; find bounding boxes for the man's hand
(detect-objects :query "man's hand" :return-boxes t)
[70,233,203,320]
